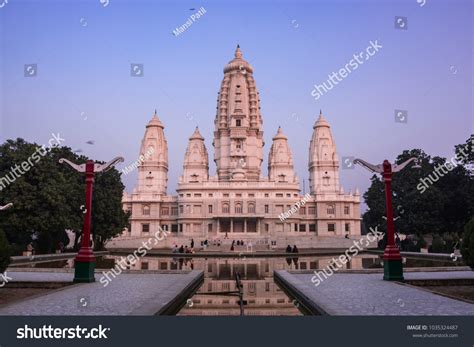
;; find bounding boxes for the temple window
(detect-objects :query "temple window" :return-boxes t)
[327,204,335,215]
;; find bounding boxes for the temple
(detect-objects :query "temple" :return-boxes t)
[113,46,361,249]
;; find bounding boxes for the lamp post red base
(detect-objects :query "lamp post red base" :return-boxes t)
[74,247,96,283]
[383,246,404,281]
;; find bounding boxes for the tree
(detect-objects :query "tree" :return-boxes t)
[455,135,474,168]
[0,138,129,254]
[362,145,473,238]
[362,174,387,234]
[91,164,130,250]
[0,229,11,274]
[460,217,474,269]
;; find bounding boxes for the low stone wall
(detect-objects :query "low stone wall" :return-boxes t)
[105,234,378,251]
[10,251,109,265]
[366,249,463,261]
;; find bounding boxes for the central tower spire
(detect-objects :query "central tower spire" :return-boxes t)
[213,45,264,181]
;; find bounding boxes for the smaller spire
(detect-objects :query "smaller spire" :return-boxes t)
[314,110,329,129]
[273,126,287,140]
[147,110,164,128]
[189,126,204,140]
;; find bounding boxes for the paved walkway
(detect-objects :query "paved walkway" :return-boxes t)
[275,270,474,315]
[0,270,203,315]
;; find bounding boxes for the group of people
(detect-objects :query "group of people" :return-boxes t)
[230,239,249,251]
[171,239,299,253]
[172,244,194,254]
[286,245,299,253]
[201,239,222,248]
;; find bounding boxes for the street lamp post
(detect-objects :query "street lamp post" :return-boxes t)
[353,157,419,281]
[59,157,124,283]
[0,203,13,211]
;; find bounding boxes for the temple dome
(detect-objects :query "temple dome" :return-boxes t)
[147,110,164,129]
[272,126,288,140]
[189,126,204,140]
[223,45,254,74]
[313,110,330,129]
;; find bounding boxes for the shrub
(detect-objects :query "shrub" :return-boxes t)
[401,236,420,252]
[461,217,474,270]
[417,234,428,249]
[0,229,11,274]
[429,234,446,253]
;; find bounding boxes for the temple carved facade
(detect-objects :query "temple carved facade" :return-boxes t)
[115,46,361,249]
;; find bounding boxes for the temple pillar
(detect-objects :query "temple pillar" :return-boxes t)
[244,219,247,233]
[230,219,233,233]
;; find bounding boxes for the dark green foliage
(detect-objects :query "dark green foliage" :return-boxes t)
[400,236,420,252]
[417,234,427,249]
[0,229,11,273]
[363,136,474,243]
[429,234,446,253]
[0,138,129,254]
[461,217,474,269]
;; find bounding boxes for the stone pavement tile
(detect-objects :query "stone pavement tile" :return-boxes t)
[7,271,75,282]
[0,270,203,316]
[275,270,474,316]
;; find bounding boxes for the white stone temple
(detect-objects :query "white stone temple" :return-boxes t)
[111,46,361,249]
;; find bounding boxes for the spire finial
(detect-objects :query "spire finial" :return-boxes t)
[190,126,204,140]
[235,44,242,59]
[317,109,325,121]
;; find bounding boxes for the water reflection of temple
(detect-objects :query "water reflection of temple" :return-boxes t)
[108,255,377,316]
